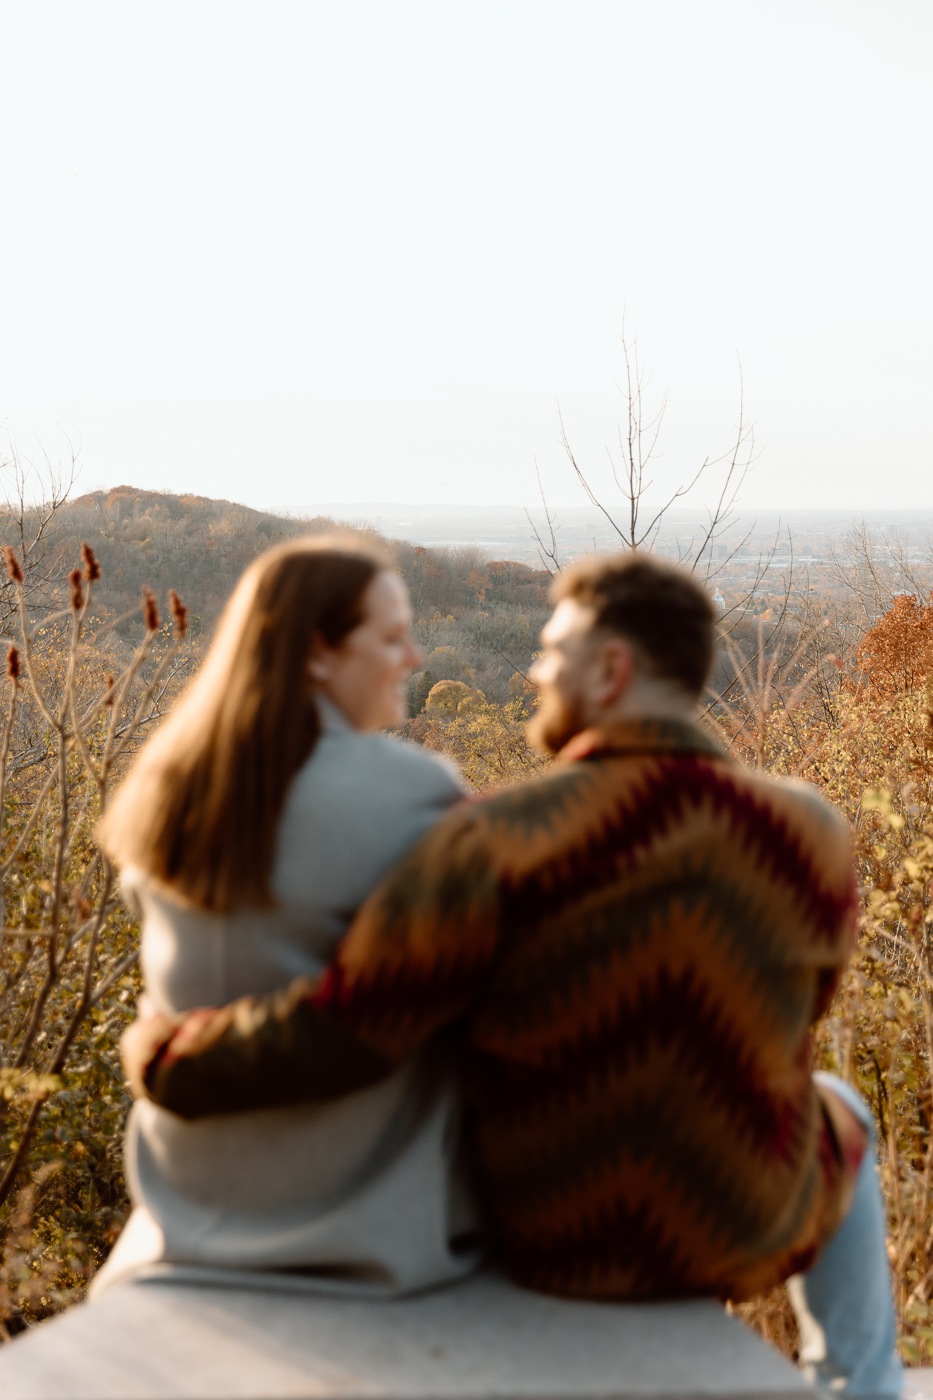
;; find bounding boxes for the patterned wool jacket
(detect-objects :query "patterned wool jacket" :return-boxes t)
[147,717,866,1302]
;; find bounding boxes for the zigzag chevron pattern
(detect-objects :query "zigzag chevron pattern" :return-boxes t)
[319,718,859,1301]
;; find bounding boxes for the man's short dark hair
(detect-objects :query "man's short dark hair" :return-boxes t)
[552,552,716,697]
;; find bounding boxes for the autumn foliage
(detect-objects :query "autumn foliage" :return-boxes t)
[856,592,933,701]
[707,589,933,1362]
[0,546,192,1336]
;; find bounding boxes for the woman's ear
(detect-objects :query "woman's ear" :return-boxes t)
[306,644,331,684]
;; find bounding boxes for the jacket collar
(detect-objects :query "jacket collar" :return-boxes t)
[315,694,356,736]
[557,715,728,765]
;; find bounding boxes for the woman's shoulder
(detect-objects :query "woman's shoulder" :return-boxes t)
[367,731,465,790]
[275,731,466,904]
[314,724,466,800]
[307,699,464,795]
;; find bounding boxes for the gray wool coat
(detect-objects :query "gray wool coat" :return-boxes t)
[92,701,481,1298]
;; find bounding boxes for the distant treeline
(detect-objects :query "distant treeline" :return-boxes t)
[8,483,919,715]
[1,486,552,707]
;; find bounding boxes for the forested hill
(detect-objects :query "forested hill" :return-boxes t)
[59,485,341,628]
[4,485,552,706]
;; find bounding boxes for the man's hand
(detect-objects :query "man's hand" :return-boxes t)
[121,1011,182,1099]
[122,1004,240,1102]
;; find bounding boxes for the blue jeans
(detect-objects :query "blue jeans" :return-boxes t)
[786,1073,903,1399]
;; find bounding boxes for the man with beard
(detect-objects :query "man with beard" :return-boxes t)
[124,553,901,1399]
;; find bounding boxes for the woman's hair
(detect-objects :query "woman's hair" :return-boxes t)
[99,536,389,913]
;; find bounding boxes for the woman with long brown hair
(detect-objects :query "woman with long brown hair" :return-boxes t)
[93,537,478,1295]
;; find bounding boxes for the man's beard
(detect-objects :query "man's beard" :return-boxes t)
[526,689,587,755]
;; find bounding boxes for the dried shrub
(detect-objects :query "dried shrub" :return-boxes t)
[0,553,193,1328]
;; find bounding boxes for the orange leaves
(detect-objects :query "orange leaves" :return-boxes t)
[856,592,933,700]
[466,566,490,605]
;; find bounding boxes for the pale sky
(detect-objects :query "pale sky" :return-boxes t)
[1,1,931,519]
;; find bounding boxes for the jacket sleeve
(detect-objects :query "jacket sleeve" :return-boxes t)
[138,805,501,1118]
[812,867,859,1023]
[802,792,860,1025]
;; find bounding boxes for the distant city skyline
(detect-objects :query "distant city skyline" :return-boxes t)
[2,2,931,518]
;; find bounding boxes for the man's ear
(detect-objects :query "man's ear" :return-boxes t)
[593,637,636,708]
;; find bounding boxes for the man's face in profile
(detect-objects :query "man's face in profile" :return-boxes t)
[526,599,603,754]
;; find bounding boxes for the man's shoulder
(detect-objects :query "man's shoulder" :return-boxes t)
[374,763,592,899]
[715,762,854,882]
[433,762,603,855]
[474,760,594,815]
[477,744,854,870]
[731,763,849,833]
[408,744,852,860]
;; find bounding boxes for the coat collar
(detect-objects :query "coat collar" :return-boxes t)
[315,694,356,736]
[557,715,728,765]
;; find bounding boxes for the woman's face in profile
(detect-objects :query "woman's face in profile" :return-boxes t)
[309,571,424,731]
